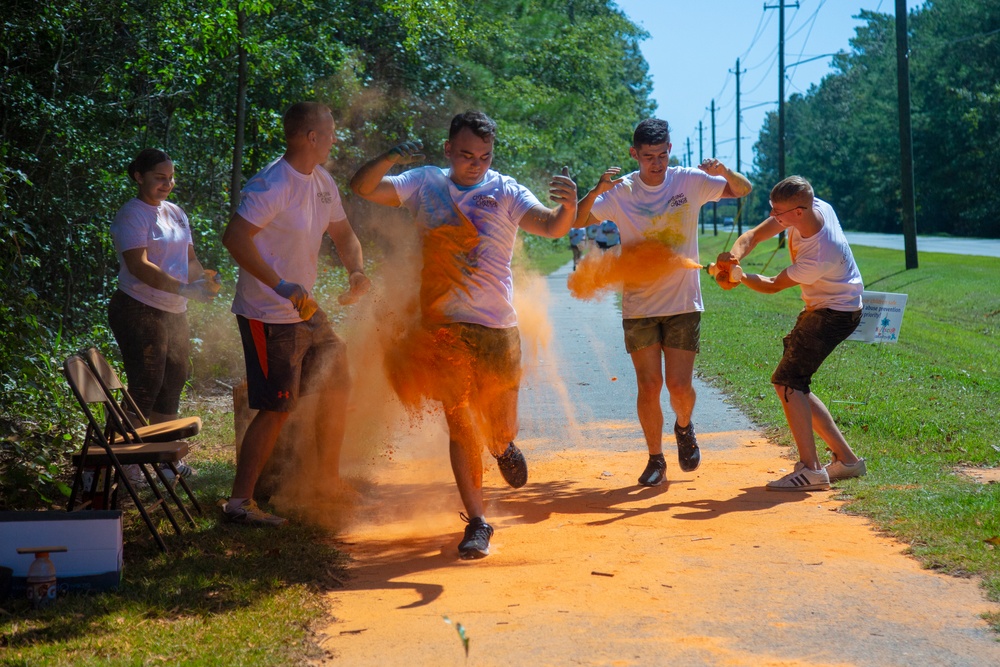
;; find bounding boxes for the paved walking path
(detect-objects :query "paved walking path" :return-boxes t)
[844,231,1000,258]
[317,261,1000,666]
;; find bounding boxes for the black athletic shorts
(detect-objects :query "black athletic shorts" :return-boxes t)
[236,309,346,412]
[771,308,862,394]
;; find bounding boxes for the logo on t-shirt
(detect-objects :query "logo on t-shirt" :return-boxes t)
[317,191,333,204]
[473,195,498,209]
[166,207,189,230]
[667,193,688,208]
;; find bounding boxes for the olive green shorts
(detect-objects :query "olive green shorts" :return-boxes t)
[622,312,701,354]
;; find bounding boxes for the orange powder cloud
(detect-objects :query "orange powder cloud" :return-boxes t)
[567,240,702,301]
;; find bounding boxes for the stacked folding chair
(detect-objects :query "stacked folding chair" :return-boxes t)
[63,349,203,552]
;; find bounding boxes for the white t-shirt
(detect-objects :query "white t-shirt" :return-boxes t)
[111,198,192,314]
[388,167,541,328]
[591,167,726,318]
[786,199,864,311]
[231,157,347,323]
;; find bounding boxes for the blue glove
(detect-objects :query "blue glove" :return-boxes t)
[388,140,425,165]
[274,279,309,311]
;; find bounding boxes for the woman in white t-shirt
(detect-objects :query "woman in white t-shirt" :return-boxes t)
[108,149,217,444]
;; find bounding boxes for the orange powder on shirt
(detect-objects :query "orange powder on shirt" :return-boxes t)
[418,202,479,323]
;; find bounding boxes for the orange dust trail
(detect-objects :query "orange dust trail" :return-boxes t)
[567,241,702,301]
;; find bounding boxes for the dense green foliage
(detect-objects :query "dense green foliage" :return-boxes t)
[0,0,653,506]
[750,0,999,236]
[0,454,349,665]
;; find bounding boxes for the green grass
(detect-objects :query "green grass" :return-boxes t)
[696,231,1000,628]
[6,235,999,660]
[1,464,348,666]
[517,235,572,275]
[1,275,355,666]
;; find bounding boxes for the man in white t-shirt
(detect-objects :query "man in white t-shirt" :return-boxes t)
[715,175,866,491]
[350,110,577,559]
[221,102,371,526]
[575,118,752,487]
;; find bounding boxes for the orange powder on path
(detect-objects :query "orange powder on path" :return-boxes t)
[567,240,702,301]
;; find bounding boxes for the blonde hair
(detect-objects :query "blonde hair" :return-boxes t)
[283,102,331,139]
[770,175,814,207]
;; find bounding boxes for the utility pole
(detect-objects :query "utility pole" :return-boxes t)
[711,99,718,236]
[699,121,705,234]
[765,0,798,246]
[686,137,692,168]
[731,57,746,235]
[896,0,918,269]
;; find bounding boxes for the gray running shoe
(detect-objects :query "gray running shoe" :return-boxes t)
[458,513,494,559]
[495,442,528,488]
[674,422,701,472]
[638,454,667,486]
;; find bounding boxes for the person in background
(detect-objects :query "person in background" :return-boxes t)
[109,148,219,478]
[221,102,371,526]
[569,226,586,270]
[599,219,621,249]
[714,175,866,491]
[585,221,599,250]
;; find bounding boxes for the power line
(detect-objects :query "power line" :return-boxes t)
[937,26,1000,47]
[787,0,827,80]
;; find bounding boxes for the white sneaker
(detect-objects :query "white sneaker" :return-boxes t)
[766,461,831,491]
[124,464,148,488]
[825,455,867,481]
[159,461,196,481]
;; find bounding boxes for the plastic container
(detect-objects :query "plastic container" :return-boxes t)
[22,550,58,608]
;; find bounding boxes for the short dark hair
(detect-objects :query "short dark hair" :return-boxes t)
[283,101,331,138]
[127,148,171,182]
[633,118,670,148]
[449,111,497,141]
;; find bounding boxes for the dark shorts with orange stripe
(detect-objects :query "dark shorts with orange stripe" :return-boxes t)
[236,309,346,412]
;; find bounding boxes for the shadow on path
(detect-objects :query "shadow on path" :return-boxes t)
[337,477,810,609]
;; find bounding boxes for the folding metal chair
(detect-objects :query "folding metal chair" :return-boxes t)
[80,347,202,442]
[63,354,198,552]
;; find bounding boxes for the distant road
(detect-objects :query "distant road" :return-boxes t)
[845,232,1000,258]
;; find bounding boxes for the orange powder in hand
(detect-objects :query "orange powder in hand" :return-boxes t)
[567,241,702,301]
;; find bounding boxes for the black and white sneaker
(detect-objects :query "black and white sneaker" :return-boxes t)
[674,422,701,472]
[766,462,831,492]
[495,442,528,488]
[638,454,667,486]
[458,513,494,559]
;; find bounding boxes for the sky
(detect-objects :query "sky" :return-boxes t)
[613,0,924,173]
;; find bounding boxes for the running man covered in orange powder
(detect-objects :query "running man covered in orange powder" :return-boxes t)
[351,111,577,559]
[574,118,751,488]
